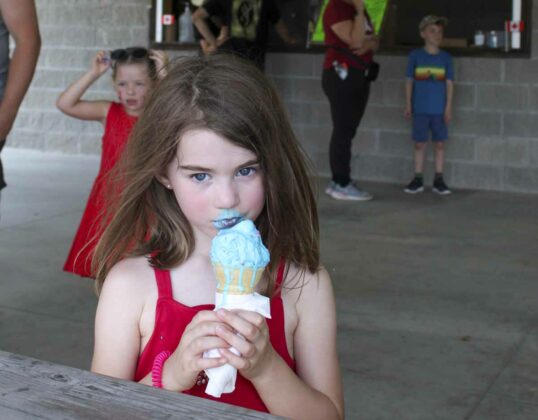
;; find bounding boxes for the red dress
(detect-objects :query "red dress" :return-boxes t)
[135,261,296,413]
[63,102,136,278]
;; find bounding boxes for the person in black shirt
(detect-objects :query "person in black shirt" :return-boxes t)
[192,0,295,69]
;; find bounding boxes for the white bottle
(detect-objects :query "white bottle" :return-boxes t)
[474,30,485,46]
[178,3,195,44]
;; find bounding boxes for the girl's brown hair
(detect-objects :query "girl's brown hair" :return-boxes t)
[94,54,319,295]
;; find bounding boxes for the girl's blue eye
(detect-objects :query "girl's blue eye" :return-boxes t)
[192,173,208,182]
[237,167,255,176]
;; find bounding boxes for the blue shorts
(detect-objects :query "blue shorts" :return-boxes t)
[412,114,448,142]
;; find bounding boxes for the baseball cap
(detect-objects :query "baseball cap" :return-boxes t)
[419,15,448,31]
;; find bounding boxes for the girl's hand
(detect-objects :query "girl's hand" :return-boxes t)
[163,311,229,391]
[91,51,111,77]
[404,106,412,119]
[149,50,169,79]
[215,309,277,381]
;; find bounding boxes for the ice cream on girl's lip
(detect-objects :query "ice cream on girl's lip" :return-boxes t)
[212,209,244,230]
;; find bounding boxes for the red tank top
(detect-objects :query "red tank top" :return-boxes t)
[134,261,295,412]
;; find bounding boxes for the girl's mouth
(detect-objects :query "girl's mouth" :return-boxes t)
[213,216,243,230]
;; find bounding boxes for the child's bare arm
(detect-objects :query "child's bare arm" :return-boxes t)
[91,260,147,380]
[55,51,111,123]
[91,259,228,389]
[216,268,344,420]
[405,78,413,118]
[445,79,454,122]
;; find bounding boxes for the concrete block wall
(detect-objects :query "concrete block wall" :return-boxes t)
[7,0,538,193]
[9,0,150,155]
[266,51,538,193]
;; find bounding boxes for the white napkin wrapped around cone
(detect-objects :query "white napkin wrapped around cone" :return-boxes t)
[203,218,270,398]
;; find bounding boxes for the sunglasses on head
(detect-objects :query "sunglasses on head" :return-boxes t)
[110,47,149,61]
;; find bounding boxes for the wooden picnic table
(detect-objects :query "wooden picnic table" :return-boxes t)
[0,350,285,419]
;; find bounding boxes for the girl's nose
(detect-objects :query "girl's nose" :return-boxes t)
[215,180,239,209]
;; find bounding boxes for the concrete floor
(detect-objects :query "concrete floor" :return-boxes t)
[1,148,537,419]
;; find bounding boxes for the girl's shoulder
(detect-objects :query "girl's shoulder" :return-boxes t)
[99,256,157,304]
[281,262,333,306]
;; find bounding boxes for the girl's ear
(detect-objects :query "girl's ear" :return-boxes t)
[155,173,172,190]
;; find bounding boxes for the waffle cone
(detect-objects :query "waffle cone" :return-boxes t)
[213,263,264,295]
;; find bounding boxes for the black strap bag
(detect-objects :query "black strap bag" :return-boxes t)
[326,44,380,82]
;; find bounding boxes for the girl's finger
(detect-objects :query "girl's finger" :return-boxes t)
[215,326,253,357]
[216,309,265,340]
[196,355,228,371]
[188,310,222,329]
[189,335,230,356]
[218,347,250,370]
[183,321,232,348]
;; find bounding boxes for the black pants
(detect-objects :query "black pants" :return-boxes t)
[322,66,370,186]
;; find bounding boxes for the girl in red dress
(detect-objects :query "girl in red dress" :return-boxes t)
[90,56,343,419]
[57,47,168,278]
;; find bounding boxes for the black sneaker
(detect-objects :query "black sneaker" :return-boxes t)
[433,178,452,195]
[404,177,424,194]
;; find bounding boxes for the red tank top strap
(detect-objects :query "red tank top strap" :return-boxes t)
[153,267,173,299]
[273,258,286,296]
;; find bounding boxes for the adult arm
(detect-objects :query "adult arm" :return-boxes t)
[192,4,231,55]
[330,0,366,50]
[274,19,297,45]
[192,7,219,49]
[0,0,41,139]
[351,33,379,55]
[55,51,110,123]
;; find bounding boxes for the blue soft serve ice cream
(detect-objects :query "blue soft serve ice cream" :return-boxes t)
[210,219,270,296]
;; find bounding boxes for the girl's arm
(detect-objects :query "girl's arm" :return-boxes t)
[55,51,111,124]
[216,268,344,420]
[330,0,366,50]
[91,260,148,380]
[92,258,229,389]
